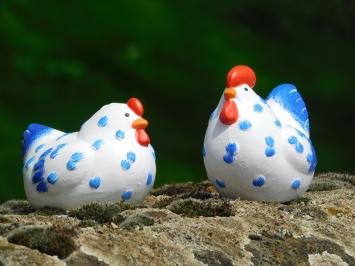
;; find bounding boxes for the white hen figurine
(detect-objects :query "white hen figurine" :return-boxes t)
[203,65,317,202]
[23,98,156,209]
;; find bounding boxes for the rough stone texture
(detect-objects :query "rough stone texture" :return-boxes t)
[0,172,354,266]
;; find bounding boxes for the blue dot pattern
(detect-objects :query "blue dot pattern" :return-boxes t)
[253,176,265,187]
[89,177,101,189]
[25,156,35,169]
[239,120,252,131]
[291,179,301,190]
[216,178,226,188]
[92,139,104,151]
[98,116,108,127]
[66,152,84,171]
[223,143,238,164]
[288,136,297,144]
[202,146,206,157]
[50,143,67,159]
[121,160,131,170]
[264,136,276,157]
[146,172,153,185]
[47,172,58,184]
[274,120,281,127]
[295,143,304,153]
[127,152,136,163]
[253,104,263,113]
[116,130,125,140]
[121,191,132,200]
[35,144,45,153]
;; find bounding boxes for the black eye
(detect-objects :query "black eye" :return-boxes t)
[244,87,248,91]
[125,113,130,117]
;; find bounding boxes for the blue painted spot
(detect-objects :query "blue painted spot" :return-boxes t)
[71,152,84,162]
[115,130,125,140]
[98,116,108,127]
[265,147,276,157]
[121,160,131,170]
[307,153,313,163]
[288,136,297,145]
[35,144,45,153]
[47,172,58,184]
[25,157,35,169]
[253,176,265,187]
[239,120,252,131]
[226,143,237,155]
[40,148,53,159]
[23,124,53,155]
[89,177,101,189]
[308,144,317,173]
[66,160,77,171]
[265,136,275,147]
[291,179,301,190]
[146,172,153,185]
[32,170,44,184]
[202,146,206,157]
[253,103,263,113]
[216,179,226,188]
[92,139,104,151]
[223,154,234,164]
[50,143,67,159]
[56,133,71,141]
[36,181,48,193]
[296,128,307,139]
[295,143,304,153]
[127,152,136,163]
[121,191,132,200]
[274,120,281,127]
[33,159,45,171]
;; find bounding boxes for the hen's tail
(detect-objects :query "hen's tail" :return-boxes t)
[22,124,54,156]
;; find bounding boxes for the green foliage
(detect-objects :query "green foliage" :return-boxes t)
[0,1,354,202]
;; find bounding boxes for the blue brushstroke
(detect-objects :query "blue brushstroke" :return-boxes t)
[121,191,132,200]
[216,179,226,188]
[66,160,77,171]
[71,152,84,162]
[115,130,125,140]
[92,139,104,151]
[308,143,317,173]
[89,177,101,189]
[223,154,234,164]
[127,152,136,163]
[253,176,265,187]
[56,133,71,141]
[50,143,67,159]
[253,103,263,113]
[47,172,58,184]
[265,137,275,147]
[36,181,48,193]
[121,160,131,170]
[266,84,310,133]
[265,147,276,157]
[239,120,252,131]
[25,156,35,169]
[35,144,45,153]
[39,148,53,159]
[146,172,153,185]
[274,120,281,127]
[288,136,298,145]
[98,116,108,127]
[23,124,53,155]
[295,143,304,153]
[291,179,301,190]
[226,143,237,155]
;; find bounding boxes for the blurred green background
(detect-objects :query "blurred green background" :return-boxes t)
[0,0,354,203]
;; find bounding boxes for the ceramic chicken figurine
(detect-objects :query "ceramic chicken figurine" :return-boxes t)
[203,65,317,202]
[23,98,156,209]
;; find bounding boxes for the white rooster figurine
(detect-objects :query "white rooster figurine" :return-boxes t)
[23,98,156,209]
[203,65,317,202]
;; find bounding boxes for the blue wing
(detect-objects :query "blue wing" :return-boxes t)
[22,124,54,155]
[266,84,310,134]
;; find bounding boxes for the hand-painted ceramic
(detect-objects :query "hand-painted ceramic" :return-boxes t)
[23,98,156,209]
[203,65,317,202]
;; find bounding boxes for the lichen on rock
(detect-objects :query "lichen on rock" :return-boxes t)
[0,172,354,265]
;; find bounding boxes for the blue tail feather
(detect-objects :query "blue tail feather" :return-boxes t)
[22,124,53,155]
[266,84,310,134]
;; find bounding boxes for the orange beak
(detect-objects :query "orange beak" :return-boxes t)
[132,118,148,129]
[224,88,237,100]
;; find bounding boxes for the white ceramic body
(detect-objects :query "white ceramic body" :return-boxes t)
[23,103,156,209]
[203,85,315,202]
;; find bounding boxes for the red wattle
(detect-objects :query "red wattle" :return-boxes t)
[219,100,238,125]
[136,129,150,147]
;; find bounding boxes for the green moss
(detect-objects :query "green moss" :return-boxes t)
[7,225,76,259]
[168,199,234,217]
[282,197,311,205]
[33,207,66,216]
[0,200,35,215]
[68,202,130,224]
[119,214,154,230]
[308,172,354,191]
[0,216,11,224]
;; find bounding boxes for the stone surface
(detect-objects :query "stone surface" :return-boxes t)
[0,172,354,266]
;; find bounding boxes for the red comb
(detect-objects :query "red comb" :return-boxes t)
[226,65,256,88]
[127,98,144,116]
